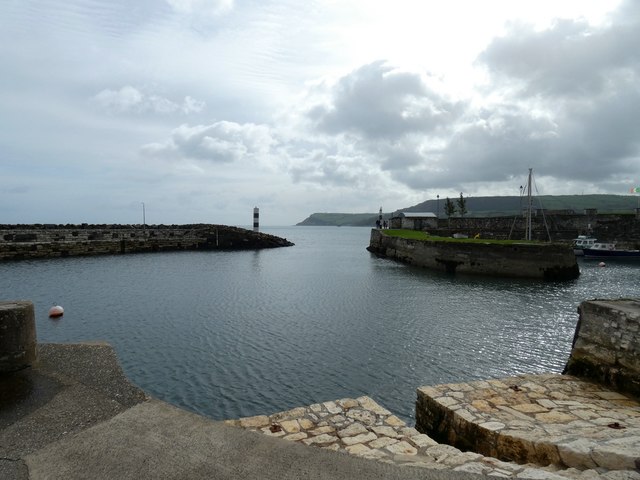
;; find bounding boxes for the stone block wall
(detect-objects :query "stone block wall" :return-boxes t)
[436,213,640,246]
[0,224,293,261]
[368,230,579,280]
[564,299,640,398]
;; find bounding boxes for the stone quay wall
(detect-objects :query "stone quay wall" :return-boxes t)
[367,229,579,280]
[0,224,293,261]
[414,299,640,470]
[434,213,640,247]
[564,299,640,398]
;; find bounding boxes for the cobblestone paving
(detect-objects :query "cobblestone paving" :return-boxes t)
[417,374,640,472]
[226,393,640,480]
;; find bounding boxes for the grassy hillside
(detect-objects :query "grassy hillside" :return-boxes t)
[297,195,638,226]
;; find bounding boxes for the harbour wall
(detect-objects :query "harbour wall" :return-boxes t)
[564,299,640,398]
[0,224,293,261]
[414,299,640,468]
[434,213,640,246]
[367,229,580,280]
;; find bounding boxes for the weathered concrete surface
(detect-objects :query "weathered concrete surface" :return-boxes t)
[1,343,481,480]
[367,230,579,280]
[27,400,469,480]
[564,299,640,398]
[415,374,640,472]
[0,301,36,373]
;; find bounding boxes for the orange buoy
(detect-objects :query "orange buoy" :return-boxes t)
[48,305,64,318]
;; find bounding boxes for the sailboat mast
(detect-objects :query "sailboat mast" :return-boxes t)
[527,168,533,241]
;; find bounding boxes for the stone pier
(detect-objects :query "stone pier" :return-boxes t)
[229,393,639,479]
[414,299,640,473]
[232,299,640,479]
[415,374,639,470]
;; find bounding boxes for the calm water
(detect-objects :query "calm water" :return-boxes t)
[1,227,637,423]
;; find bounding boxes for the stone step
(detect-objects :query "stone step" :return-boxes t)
[226,394,639,479]
[416,374,640,471]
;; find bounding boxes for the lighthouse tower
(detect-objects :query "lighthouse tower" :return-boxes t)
[253,207,259,232]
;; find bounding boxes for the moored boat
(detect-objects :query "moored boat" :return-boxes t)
[572,235,597,256]
[582,243,640,260]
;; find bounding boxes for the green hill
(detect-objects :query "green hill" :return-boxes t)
[297,195,638,226]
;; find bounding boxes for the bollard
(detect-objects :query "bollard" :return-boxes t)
[0,301,37,373]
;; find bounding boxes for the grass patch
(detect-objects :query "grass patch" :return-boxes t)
[382,229,542,245]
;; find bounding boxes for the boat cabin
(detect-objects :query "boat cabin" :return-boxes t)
[572,235,597,256]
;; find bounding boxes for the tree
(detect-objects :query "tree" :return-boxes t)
[457,192,467,218]
[444,197,456,226]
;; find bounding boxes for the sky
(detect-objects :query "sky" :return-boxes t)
[1,0,639,226]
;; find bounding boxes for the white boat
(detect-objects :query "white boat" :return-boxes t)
[572,235,597,256]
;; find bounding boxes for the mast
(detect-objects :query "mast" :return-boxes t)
[527,168,532,241]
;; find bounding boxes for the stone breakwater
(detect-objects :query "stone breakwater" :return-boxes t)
[0,223,293,261]
[367,229,580,280]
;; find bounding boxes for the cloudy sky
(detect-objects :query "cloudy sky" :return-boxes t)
[1,0,638,226]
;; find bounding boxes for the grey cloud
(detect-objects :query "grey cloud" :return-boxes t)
[379,146,424,171]
[141,121,273,163]
[289,151,360,187]
[552,84,640,178]
[443,107,559,182]
[478,1,640,98]
[395,0,640,193]
[308,61,465,139]
[405,85,640,192]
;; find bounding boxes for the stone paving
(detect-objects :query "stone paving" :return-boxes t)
[416,374,640,472]
[226,390,640,480]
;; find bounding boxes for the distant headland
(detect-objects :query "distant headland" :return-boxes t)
[297,194,640,227]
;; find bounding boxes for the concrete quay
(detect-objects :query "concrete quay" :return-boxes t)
[1,343,478,480]
[229,391,639,480]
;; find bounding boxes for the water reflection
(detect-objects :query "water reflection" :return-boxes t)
[0,227,637,423]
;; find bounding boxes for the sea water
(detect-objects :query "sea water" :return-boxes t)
[1,226,637,422]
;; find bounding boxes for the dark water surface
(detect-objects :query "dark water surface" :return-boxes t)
[1,227,637,423]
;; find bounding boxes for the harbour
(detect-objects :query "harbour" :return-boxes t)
[0,226,638,424]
